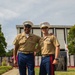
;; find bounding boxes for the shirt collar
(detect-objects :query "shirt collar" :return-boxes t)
[21,32,33,37]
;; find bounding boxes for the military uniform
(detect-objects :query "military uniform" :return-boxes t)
[13,32,40,52]
[13,21,40,75]
[39,22,60,75]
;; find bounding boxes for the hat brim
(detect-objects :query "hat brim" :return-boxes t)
[40,26,49,28]
[24,24,32,27]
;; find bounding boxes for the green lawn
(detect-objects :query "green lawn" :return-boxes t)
[0,66,12,75]
[35,67,75,75]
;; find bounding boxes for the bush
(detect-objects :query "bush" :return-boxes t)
[0,69,6,75]
[2,61,7,66]
[0,66,12,75]
[2,57,8,66]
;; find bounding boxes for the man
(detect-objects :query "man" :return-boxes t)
[39,22,60,75]
[13,21,40,75]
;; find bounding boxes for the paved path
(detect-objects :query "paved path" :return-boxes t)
[2,68,19,75]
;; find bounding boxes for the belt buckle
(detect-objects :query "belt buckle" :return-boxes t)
[24,51,33,54]
[42,55,46,57]
[21,52,29,54]
[19,50,33,54]
[24,52,29,54]
[42,54,50,57]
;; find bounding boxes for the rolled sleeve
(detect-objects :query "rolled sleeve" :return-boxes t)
[53,35,60,47]
[13,36,19,46]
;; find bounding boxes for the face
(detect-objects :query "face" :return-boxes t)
[41,27,49,34]
[24,25,32,34]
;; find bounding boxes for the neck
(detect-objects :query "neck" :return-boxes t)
[43,32,49,37]
[25,32,30,34]
[26,33,29,35]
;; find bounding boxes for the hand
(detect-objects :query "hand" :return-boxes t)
[52,59,59,65]
[34,51,36,56]
[14,59,17,67]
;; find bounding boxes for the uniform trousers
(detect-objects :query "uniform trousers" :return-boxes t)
[18,52,35,75]
[39,55,55,75]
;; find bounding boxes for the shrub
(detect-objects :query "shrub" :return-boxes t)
[0,66,12,75]
[2,57,8,66]
[2,61,7,66]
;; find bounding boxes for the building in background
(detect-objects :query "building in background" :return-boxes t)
[16,25,71,50]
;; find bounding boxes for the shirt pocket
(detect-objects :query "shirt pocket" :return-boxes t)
[19,39,26,45]
[28,41,35,44]
[45,41,52,45]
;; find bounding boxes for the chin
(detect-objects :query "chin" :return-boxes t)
[25,31,30,34]
[43,32,46,34]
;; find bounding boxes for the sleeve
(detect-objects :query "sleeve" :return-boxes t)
[36,36,41,51]
[36,35,41,43]
[52,35,60,47]
[13,35,19,46]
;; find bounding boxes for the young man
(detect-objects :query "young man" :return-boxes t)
[13,21,40,75]
[39,22,60,75]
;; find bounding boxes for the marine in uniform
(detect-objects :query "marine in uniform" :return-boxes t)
[39,22,60,75]
[13,21,40,75]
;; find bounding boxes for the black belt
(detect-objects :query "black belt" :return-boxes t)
[42,54,54,57]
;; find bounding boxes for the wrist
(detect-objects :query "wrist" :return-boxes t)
[54,58,59,60]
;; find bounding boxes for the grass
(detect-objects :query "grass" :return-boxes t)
[0,66,75,75]
[0,66,12,75]
[35,67,75,75]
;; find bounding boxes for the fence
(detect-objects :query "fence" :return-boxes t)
[0,55,75,67]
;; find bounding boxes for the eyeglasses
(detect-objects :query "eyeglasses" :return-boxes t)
[24,24,31,28]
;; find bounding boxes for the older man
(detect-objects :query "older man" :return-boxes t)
[13,21,40,75]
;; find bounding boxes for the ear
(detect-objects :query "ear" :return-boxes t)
[23,26,25,29]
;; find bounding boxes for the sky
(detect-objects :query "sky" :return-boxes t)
[0,0,75,51]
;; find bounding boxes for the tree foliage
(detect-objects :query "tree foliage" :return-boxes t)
[67,25,75,54]
[6,49,13,57]
[0,25,7,56]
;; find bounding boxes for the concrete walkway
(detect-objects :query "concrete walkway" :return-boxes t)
[2,68,19,75]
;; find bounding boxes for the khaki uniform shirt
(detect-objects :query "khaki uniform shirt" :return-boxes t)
[13,32,40,52]
[39,34,60,55]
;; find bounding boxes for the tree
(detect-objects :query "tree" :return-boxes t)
[0,25,7,56]
[67,25,75,54]
[6,49,13,57]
